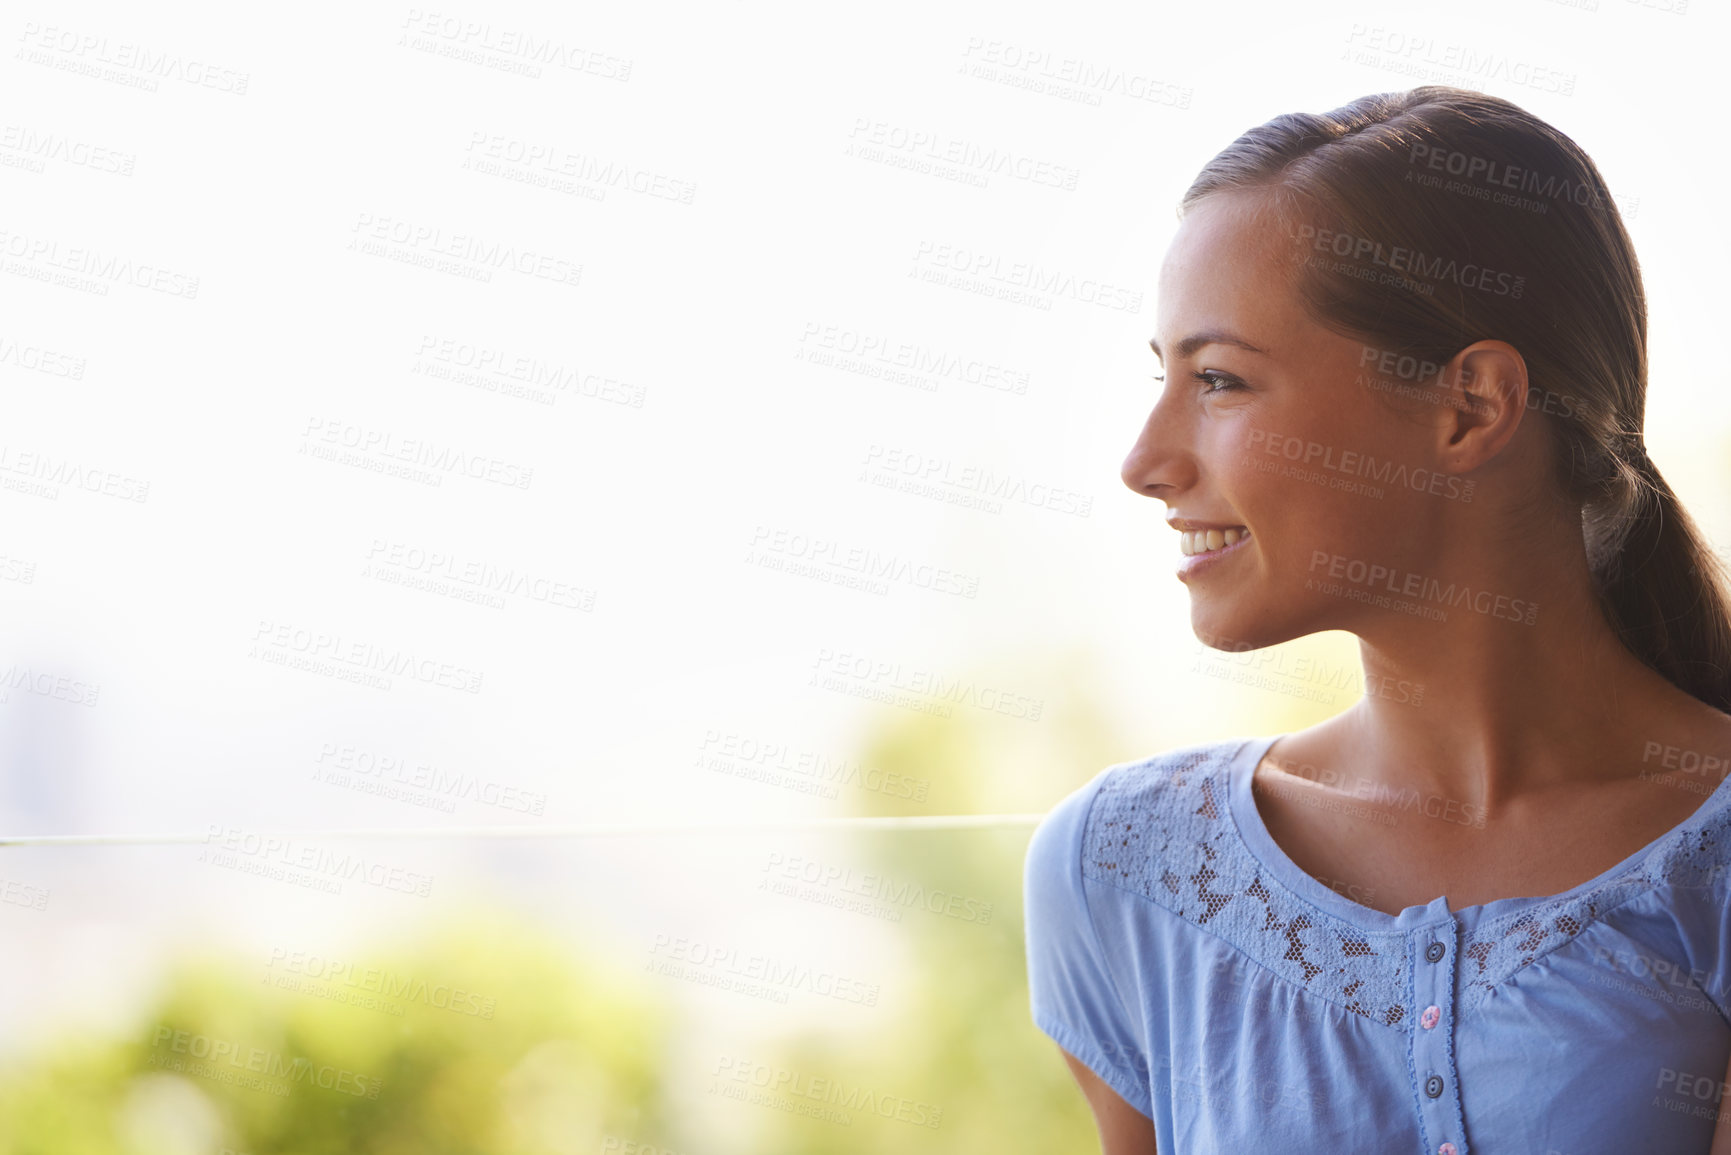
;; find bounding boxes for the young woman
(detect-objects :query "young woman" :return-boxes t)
[1024,85,1731,1154]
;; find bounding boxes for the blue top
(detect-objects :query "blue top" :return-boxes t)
[1023,733,1731,1154]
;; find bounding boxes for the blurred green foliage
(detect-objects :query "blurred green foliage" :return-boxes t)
[0,914,674,1154]
[0,654,1134,1153]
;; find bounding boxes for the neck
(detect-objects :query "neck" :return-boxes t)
[1335,518,1725,814]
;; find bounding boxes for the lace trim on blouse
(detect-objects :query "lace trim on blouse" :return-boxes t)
[1083,741,1731,1026]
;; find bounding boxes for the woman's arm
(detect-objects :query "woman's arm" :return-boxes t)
[1058,1046,1157,1154]
[1711,1045,1731,1154]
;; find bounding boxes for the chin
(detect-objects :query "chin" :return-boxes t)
[1190,597,1317,654]
[1191,608,1270,654]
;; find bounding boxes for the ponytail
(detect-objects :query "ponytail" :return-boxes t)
[1595,447,1731,712]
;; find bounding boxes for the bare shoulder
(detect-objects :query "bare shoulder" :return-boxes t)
[1627,703,1731,825]
[1633,704,1731,786]
[1058,1046,1157,1154]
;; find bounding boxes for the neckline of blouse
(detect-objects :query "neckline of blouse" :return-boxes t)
[1224,731,1731,934]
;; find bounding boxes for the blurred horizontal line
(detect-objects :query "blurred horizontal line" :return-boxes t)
[0,813,1049,848]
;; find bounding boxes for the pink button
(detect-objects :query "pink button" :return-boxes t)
[1438,1144,1458,1155]
[1420,1005,1441,1030]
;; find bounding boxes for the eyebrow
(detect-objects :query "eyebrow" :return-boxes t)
[1148,331,1270,362]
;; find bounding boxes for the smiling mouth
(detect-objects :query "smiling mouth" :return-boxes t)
[1179,527,1250,557]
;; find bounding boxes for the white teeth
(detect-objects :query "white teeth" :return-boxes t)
[1180,527,1250,556]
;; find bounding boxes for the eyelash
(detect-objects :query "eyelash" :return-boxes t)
[1151,371,1245,395]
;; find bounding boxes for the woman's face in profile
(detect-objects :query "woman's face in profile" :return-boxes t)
[1126,189,1455,651]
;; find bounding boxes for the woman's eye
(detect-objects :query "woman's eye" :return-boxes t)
[1194,370,1244,394]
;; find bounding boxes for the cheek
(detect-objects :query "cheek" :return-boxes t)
[1221,431,1395,570]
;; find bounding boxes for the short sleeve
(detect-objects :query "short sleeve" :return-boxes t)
[1023,771,1154,1119]
[1668,858,1731,1027]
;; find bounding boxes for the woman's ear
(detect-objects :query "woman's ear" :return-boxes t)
[1435,341,1529,472]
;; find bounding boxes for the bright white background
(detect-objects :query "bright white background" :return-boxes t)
[0,0,1726,1112]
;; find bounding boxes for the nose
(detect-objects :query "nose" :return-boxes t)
[1120,396,1192,501]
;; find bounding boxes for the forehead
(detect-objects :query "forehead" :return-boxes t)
[1155,189,1308,356]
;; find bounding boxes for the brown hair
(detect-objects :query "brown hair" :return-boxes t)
[1180,85,1731,712]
